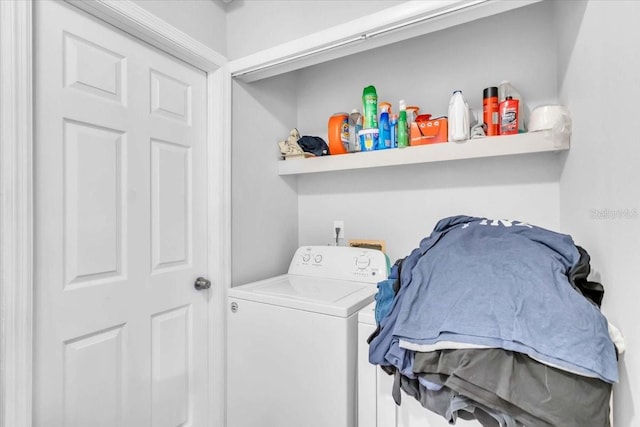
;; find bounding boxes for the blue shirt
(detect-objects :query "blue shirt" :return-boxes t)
[370,216,618,383]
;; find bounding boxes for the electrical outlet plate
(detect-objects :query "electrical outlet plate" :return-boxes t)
[333,220,345,239]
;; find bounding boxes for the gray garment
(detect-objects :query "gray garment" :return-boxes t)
[413,349,612,427]
[420,373,525,427]
[445,377,550,427]
[447,394,520,427]
[393,371,456,420]
[392,371,521,427]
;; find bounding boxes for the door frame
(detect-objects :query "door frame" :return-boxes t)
[0,1,231,426]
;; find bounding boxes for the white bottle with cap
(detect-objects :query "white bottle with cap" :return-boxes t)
[448,90,470,142]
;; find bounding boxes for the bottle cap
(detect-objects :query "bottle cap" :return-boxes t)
[483,87,498,98]
[379,101,391,113]
[399,99,406,111]
[363,85,377,97]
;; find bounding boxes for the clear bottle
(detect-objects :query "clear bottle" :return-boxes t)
[406,106,420,125]
[448,90,470,142]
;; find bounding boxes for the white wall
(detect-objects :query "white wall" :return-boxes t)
[295,1,561,262]
[132,0,228,55]
[298,156,562,262]
[225,0,406,59]
[556,1,640,425]
[231,74,300,285]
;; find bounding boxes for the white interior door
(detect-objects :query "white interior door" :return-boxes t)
[33,1,209,425]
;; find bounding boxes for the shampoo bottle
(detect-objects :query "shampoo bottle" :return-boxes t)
[378,102,392,149]
[362,85,378,129]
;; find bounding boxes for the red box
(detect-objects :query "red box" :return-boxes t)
[410,115,448,145]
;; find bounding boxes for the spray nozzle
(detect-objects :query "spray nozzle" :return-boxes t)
[379,101,391,114]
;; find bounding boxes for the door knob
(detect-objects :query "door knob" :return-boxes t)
[194,277,211,290]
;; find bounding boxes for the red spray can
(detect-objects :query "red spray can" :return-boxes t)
[483,87,499,136]
[499,96,519,135]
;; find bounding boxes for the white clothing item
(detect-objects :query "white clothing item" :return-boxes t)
[399,339,492,352]
[608,322,625,355]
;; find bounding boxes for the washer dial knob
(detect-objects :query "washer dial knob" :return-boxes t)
[356,255,371,270]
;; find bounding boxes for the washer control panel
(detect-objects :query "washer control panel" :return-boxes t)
[288,246,388,283]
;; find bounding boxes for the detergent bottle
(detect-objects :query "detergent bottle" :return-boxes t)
[327,112,349,154]
[378,102,392,149]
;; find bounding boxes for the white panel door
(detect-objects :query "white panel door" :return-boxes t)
[33,1,209,426]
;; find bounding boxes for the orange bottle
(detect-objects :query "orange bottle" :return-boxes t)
[483,87,499,136]
[499,96,519,135]
[328,112,349,154]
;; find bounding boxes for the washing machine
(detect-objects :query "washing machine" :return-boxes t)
[227,246,388,427]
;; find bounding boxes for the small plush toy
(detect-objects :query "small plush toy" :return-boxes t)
[278,128,304,158]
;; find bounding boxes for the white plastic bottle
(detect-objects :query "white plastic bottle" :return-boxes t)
[448,90,470,142]
[498,80,526,133]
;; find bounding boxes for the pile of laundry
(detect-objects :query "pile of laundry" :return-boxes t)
[368,215,623,427]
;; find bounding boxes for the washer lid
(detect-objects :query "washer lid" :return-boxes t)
[228,274,377,317]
